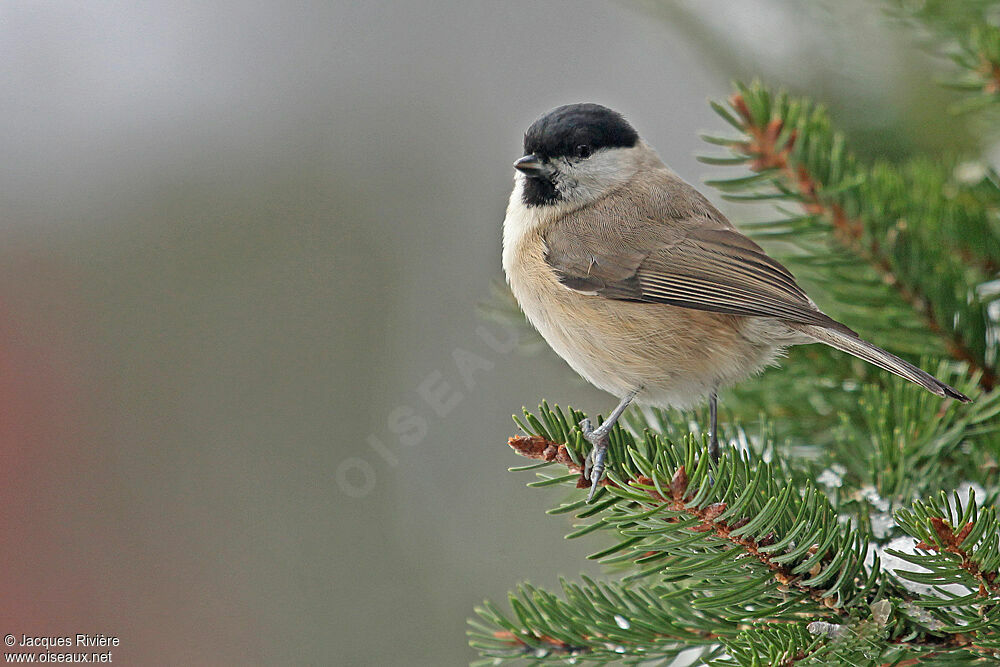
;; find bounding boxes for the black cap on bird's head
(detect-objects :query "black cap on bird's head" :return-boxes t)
[522,103,638,161]
[514,104,639,207]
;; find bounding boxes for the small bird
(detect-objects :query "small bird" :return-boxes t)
[501,103,971,501]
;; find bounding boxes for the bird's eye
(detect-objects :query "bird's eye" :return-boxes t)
[574,144,593,159]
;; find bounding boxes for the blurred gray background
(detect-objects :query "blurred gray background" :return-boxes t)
[0,1,954,664]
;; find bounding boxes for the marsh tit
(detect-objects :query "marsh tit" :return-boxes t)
[501,103,970,501]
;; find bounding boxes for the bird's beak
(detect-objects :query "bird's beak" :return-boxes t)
[513,154,549,176]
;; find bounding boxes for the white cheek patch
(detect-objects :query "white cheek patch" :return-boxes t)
[556,148,637,203]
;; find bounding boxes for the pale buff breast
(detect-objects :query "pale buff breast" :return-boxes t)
[503,202,783,408]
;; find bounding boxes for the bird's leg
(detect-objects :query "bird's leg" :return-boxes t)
[580,390,638,502]
[708,389,719,463]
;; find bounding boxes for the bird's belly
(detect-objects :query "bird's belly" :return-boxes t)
[512,274,781,409]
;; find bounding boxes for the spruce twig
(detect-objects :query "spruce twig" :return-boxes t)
[714,87,997,391]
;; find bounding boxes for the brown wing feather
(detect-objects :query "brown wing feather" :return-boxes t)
[543,192,856,337]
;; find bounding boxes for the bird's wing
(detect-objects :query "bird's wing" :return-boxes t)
[544,214,857,336]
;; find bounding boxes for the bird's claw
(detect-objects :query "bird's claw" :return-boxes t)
[579,417,608,503]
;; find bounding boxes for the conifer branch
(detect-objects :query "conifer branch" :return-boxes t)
[729,92,991,382]
[511,434,849,610]
[472,404,1000,664]
[893,492,1000,608]
[916,517,1000,597]
[886,1,1000,110]
[504,404,881,621]
[703,83,999,391]
[469,575,729,664]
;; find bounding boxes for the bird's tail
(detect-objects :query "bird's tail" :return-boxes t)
[794,324,971,403]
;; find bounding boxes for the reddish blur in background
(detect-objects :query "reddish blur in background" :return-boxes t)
[0,1,940,664]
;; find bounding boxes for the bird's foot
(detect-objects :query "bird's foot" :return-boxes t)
[707,389,720,464]
[708,431,719,464]
[580,418,610,503]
